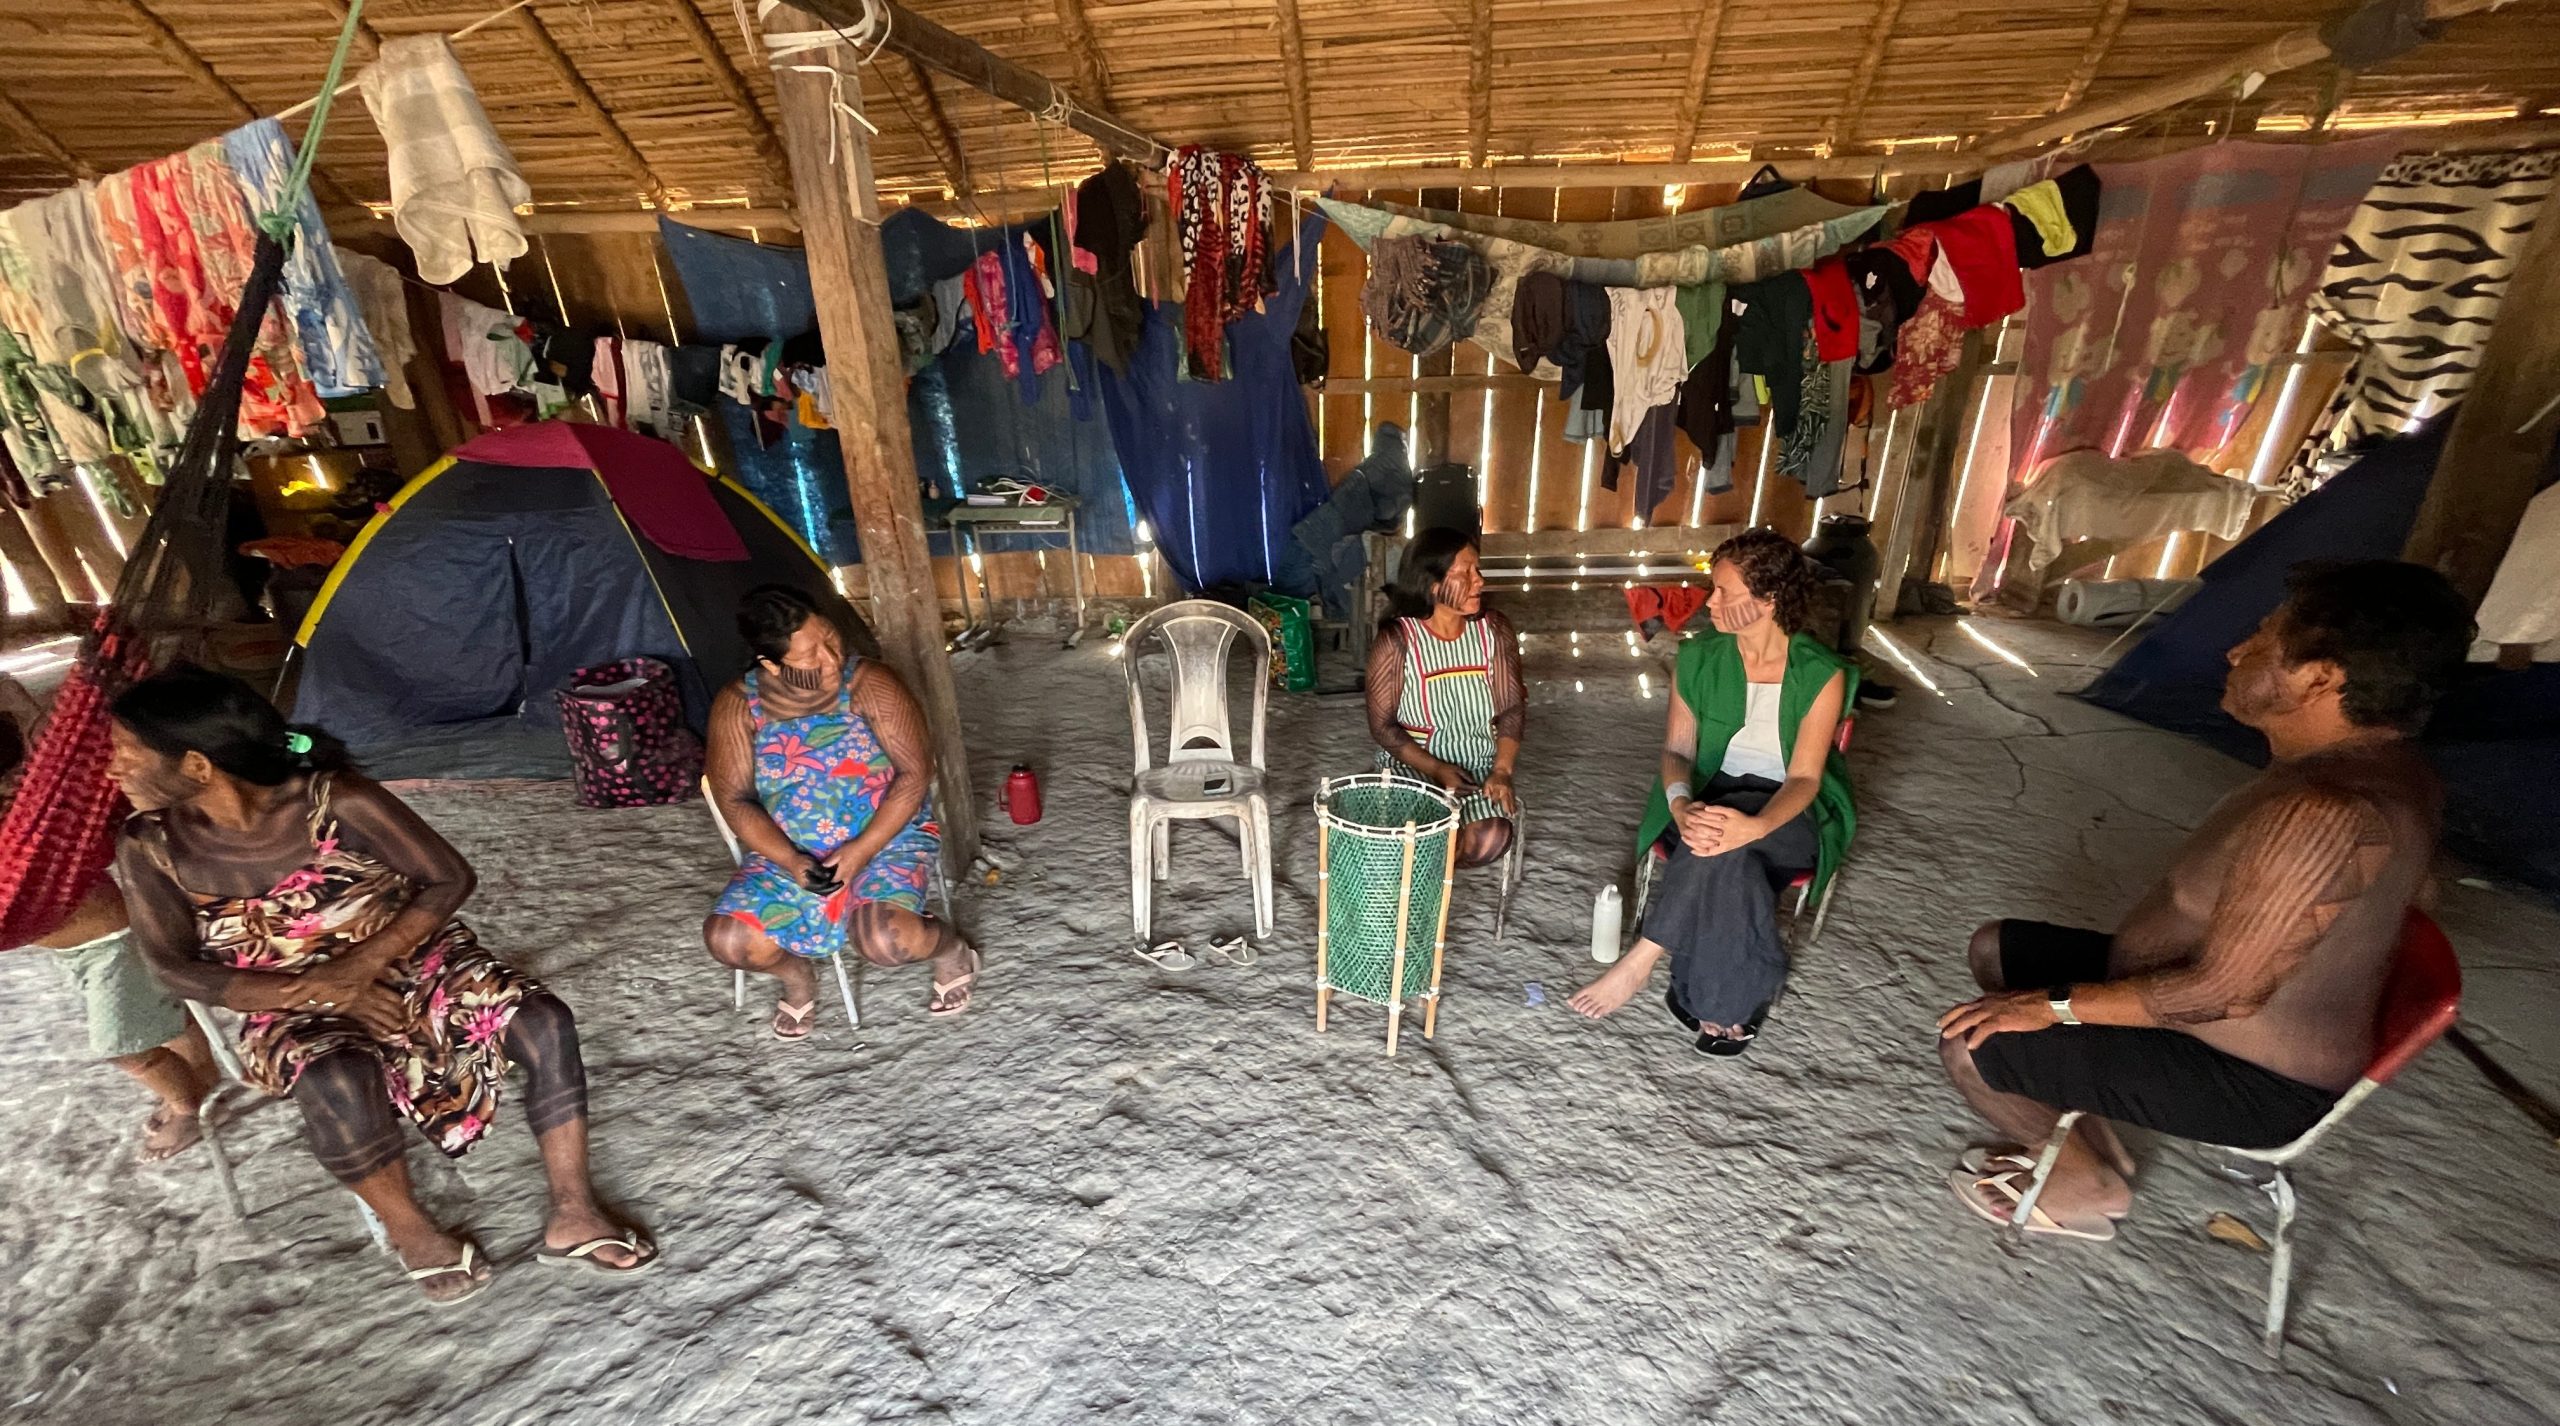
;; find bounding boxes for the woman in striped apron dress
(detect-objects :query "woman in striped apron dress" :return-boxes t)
[1365,528,1525,868]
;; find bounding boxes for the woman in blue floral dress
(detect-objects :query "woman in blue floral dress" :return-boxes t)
[705,586,978,1038]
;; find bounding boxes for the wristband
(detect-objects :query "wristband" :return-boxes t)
[1665,780,1693,806]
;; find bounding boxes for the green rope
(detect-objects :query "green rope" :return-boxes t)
[256,0,369,243]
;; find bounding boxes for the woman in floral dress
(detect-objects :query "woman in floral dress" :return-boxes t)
[704,585,979,1039]
[110,668,654,1303]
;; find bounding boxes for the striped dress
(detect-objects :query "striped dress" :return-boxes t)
[1377,615,1508,826]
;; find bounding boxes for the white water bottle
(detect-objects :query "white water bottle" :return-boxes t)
[1590,884,1623,964]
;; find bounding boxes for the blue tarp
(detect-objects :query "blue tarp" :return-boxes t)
[1096,211,1332,593]
[2080,418,2560,900]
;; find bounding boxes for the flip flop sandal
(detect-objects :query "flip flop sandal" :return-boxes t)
[1958,1146,2042,1177]
[1695,1030,1756,1057]
[405,1240,493,1306]
[535,1232,660,1278]
[929,946,982,1018]
[1202,936,1259,967]
[1946,1167,2118,1243]
[771,999,817,1041]
[1131,940,1197,971]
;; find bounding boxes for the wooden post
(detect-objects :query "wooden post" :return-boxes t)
[1385,820,1418,1057]
[1422,811,1458,1041]
[2403,188,2560,604]
[1315,811,1332,1033]
[766,6,979,870]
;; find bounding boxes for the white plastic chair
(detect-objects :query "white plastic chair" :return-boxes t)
[1122,600,1275,941]
[183,998,391,1251]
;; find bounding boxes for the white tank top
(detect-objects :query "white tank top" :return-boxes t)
[1718,682,1789,783]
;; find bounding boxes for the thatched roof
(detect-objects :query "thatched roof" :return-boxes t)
[0,0,2554,217]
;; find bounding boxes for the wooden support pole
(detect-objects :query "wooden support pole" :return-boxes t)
[0,87,99,180]
[1315,814,1332,1033]
[1271,157,1906,190]
[766,4,980,870]
[1421,812,1458,1041]
[1978,0,2509,156]
[2403,187,2560,603]
[1669,0,1733,164]
[1051,0,1114,108]
[1883,328,1993,609]
[1414,188,1460,467]
[515,5,673,208]
[795,0,1169,164]
[1271,0,1316,171]
[1385,821,1418,1057]
[659,0,794,197]
[1825,0,1910,152]
[1465,0,1494,168]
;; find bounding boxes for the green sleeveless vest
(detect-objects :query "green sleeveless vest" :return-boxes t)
[1632,630,1858,903]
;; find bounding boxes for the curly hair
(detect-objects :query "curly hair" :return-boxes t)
[1711,527,1816,634]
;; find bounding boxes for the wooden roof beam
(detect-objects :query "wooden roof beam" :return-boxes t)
[888,57,975,199]
[106,0,365,207]
[1052,0,1114,109]
[1669,0,1732,164]
[1825,0,1910,152]
[513,3,674,208]
[1466,0,1493,167]
[314,0,383,56]
[2051,0,2133,115]
[1980,0,2510,156]
[658,0,793,199]
[0,87,99,181]
[1272,0,1315,170]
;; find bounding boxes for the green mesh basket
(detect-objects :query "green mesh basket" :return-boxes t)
[1315,773,1459,1008]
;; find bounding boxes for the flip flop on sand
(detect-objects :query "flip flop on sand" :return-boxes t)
[536,1232,660,1278]
[1202,936,1258,967]
[1947,1167,2118,1242]
[771,998,817,1041]
[1131,940,1196,971]
[929,946,981,1017]
[1957,1146,2042,1177]
[405,1240,493,1306]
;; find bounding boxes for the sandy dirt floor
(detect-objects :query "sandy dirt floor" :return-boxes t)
[3,616,2556,1426]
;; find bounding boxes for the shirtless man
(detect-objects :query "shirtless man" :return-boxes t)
[2,677,215,1161]
[1938,560,2472,1240]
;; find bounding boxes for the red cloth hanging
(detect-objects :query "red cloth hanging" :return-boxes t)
[1933,206,2025,329]
[1804,256,1862,363]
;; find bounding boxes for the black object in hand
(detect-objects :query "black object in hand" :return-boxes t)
[803,862,841,892]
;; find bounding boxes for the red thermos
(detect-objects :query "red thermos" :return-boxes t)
[1004,764,1042,824]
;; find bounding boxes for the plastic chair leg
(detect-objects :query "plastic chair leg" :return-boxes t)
[733,967,746,1012]
[828,952,861,1031]
[200,1101,248,1223]
[1152,818,1171,881]
[1803,871,1839,950]
[2261,1168,2298,1362]
[1248,797,1275,939]
[2008,1111,2083,1241]
[1129,802,1154,941]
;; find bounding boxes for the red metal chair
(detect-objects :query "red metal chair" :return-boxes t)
[1630,710,1856,950]
[2006,908,2464,1361]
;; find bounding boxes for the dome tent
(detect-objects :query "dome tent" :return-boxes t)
[291,421,871,770]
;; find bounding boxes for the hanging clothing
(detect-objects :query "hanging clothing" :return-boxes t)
[593,336,626,426]
[335,249,418,408]
[131,775,545,1157]
[1731,272,1812,437]
[1932,206,2025,329]
[124,141,327,438]
[1803,257,1861,363]
[1070,160,1148,374]
[2003,180,2077,258]
[1510,270,1568,372]
[1363,235,1492,357]
[622,339,676,437]
[1552,280,1613,402]
[1169,145,1272,381]
[1890,289,1965,409]
[358,35,530,284]
[927,273,966,358]
[440,293,529,399]
[1605,285,1685,452]
[1602,402,1682,522]
[1676,314,1740,473]
[1780,349,1855,496]
[1674,281,1725,370]
[2008,164,2102,270]
[221,118,383,397]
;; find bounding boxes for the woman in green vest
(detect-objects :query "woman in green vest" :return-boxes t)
[1568,529,1854,1054]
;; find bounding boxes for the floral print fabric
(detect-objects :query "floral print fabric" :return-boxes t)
[710,664,939,959]
[139,775,538,1156]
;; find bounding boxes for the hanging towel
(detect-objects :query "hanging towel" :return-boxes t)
[334,249,417,408]
[359,35,531,285]
[1803,257,1860,362]
[1605,285,1685,452]
[1932,206,2024,329]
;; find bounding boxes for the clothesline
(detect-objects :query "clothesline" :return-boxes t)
[276,0,541,122]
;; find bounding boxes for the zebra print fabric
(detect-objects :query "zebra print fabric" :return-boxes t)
[2289,149,2559,496]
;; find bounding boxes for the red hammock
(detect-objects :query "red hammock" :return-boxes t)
[0,234,285,948]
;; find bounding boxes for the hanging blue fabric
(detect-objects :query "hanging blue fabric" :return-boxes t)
[1097,210,1330,594]
[223,118,383,397]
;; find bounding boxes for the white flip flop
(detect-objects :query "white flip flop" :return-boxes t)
[1202,936,1259,967]
[1131,940,1197,970]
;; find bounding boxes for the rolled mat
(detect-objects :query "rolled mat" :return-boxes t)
[2057,578,2200,629]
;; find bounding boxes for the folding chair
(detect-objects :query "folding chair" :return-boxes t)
[183,999,391,1251]
[2004,908,2464,1362]
[1630,709,1858,951]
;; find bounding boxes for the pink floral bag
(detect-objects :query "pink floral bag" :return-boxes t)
[558,657,703,809]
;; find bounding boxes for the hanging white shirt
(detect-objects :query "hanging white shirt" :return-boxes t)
[1605,285,1686,453]
[1718,681,1790,783]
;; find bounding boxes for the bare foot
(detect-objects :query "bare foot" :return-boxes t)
[389,1227,491,1303]
[140,1104,202,1161]
[542,1205,655,1271]
[1568,946,1660,1018]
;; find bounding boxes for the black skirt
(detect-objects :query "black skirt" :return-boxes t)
[1641,772,1819,1032]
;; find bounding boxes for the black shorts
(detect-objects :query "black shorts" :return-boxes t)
[1972,920,2340,1151]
